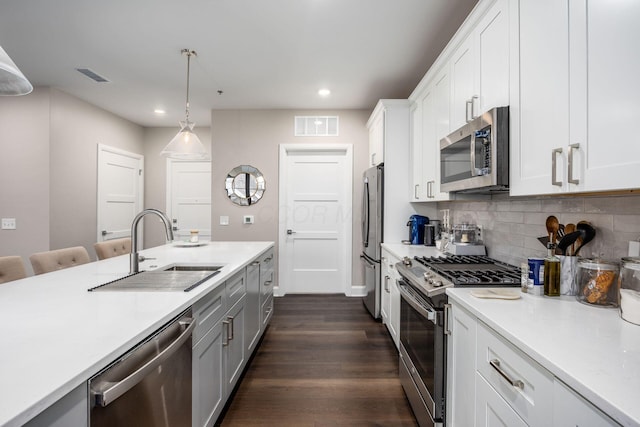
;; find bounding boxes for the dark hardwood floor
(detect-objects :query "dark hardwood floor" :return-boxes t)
[217,294,418,427]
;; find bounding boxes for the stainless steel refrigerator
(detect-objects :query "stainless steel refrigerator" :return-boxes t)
[361,164,383,319]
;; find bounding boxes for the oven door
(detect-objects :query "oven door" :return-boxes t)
[398,280,445,426]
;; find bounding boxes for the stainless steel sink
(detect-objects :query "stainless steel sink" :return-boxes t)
[89,264,223,292]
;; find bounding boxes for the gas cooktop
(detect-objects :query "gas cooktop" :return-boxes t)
[396,255,521,298]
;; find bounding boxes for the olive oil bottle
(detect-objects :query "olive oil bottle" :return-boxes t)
[544,242,561,296]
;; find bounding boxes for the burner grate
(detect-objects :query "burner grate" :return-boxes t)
[414,255,520,286]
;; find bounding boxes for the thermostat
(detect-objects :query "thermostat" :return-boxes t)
[243,215,254,224]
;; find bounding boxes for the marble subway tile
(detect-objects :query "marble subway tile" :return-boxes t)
[541,198,584,213]
[585,195,640,214]
[613,214,640,234]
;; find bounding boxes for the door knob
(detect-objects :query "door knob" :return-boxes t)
[286,229,296,235]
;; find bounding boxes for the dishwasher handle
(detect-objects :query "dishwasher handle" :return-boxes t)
[91,318,195,407]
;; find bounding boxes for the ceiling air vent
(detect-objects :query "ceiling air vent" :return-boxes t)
[75,68,110,83]
[295,116,339,137]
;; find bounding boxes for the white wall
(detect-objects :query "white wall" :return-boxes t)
[0,88,51,269]
[210,109,370,288]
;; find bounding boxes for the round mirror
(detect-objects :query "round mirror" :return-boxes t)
[225,165,266,205]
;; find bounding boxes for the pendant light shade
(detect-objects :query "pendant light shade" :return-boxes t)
[161,49,209,159]
[0,46,33,96]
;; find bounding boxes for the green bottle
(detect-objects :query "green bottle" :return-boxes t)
[544,242,561,296]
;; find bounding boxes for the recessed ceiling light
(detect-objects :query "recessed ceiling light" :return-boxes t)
[318,88,331,97]
[154,109,166,115]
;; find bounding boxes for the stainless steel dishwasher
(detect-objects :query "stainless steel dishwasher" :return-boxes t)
[89,309,194,426]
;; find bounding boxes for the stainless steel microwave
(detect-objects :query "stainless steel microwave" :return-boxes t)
[440,106,509,193]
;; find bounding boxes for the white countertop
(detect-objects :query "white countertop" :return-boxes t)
[381,242,443,260]
[0,241,273,427]
[447,288,640,427]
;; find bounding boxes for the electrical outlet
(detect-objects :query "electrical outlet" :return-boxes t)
[243,215,254,224]
[476,225,483,243]
[1,218,16,230]
[629,241,640,257]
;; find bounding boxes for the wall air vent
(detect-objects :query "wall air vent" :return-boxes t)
[75,68,110,83]
[294,116,339,137]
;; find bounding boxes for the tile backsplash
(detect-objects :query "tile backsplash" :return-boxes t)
[436,193,640,267]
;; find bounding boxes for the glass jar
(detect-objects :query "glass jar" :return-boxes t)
[452,223,477,245]
[619,257,640,325]
[575,259,620,307]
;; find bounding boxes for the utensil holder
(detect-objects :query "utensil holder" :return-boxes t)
[558,256,578,296]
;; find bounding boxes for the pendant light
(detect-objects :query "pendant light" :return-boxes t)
[0,46,33,96]
[161,49,209,159]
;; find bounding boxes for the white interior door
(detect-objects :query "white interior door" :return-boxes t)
[278,144,353,296]
[166,160,211,241]
[97,144,144,242]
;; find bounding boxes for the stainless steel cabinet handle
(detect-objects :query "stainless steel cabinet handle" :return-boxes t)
[222,320,230,346]
[489,359,524,389]
[414,184,419,199]
[251,261,260,266]
[384,275,390,293]
[471,95,479,119]
[264,280,272,287]
[465,99,473,123]
[264,256,273,263]
[427,180,435,198]
[228,315,235,341]
[551,147,563,186]
[371,153,376,166]
[568,143,580,185]
[92,318,195,407]
[444,303,451,335]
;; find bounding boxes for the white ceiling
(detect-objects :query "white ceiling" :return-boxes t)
[0,0,478,127]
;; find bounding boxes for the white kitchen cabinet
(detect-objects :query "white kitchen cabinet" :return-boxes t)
[259,249,274,328]
[410,101,425,201]
[510,0,640,196]
[449,0,510,131]
[445,303,477,427]
[368,110,384,166]
[245,259,261,353]
[193,321,224,427]
[446,299,617,427]
[475,373,527,427]
[380,248,401,348]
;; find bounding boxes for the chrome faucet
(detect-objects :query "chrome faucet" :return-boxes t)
[130,208,174,274]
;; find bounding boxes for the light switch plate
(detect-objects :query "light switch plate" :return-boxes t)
[1,218,16,230]
[219,216,229,226]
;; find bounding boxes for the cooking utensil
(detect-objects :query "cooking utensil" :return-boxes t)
[574,221,596,255]
[557,230,584,256]
[564,223,576,255]
[537,236,549,248]
[558,223,565,238]
[546,215,560,244]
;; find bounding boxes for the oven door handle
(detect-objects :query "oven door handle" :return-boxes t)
[398,282,437,324]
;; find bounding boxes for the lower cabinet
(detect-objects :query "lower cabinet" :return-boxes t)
[380,248,401,348]
[192,250,274,427]
[447,301,620,427]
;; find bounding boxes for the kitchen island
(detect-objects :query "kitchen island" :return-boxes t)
[0,241,273,427]
[447,288,640,426]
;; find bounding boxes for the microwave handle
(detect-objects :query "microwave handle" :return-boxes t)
[469,131,477,177]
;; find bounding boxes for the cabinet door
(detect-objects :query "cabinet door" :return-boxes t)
[245,260,261,353]
[388,270,400,349]
[410,101,425,201]
[446,303,478,427]
[476,373,528,427]
[476,0,510,115]
[510,0,570,196]
[380,252,391,324]
[552,380,618,427]
[224,297,246,392]
[431,70,453,201]
[369,112,384,166]
[450,36,476,130]
[578,0,640,192]
[193,322,224,427]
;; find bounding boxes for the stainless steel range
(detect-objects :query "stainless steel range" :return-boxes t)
[395,255,520,427]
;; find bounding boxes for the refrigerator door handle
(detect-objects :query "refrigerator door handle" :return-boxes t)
[362,180,370,248]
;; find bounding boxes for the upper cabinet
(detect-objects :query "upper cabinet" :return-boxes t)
[450,0,510,131]
[409,0,508,202]
[368,111,384,167]
[510,0,640,196]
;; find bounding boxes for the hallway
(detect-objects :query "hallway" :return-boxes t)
[217,294,418,426]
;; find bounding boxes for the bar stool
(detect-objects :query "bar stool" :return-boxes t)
[0,256,27,283]
[94,238,131,260]
[29,246,91,275]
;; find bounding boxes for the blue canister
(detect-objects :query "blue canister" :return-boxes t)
[528,257,545,295]
[407,215,429,245]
